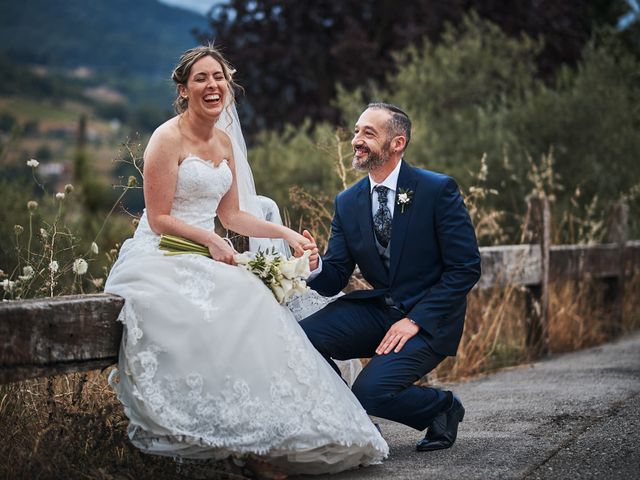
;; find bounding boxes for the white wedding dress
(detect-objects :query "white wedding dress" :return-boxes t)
[104,155,388,475]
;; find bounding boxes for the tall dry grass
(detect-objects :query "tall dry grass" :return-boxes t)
[0,370,248,479]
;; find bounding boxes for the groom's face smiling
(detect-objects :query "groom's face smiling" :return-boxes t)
[352,108,393,172]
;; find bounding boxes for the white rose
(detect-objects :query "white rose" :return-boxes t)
[49,261,59,273]
[398,193,409,203]
[27,159,39,168]
[72,258,88,275]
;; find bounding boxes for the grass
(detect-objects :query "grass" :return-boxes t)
[0,371,179,479]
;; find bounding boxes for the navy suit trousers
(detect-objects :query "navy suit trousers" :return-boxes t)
[300,297,451,431]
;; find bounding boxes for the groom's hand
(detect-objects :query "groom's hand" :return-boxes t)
[302,230,319,271]
[376,318,420,355]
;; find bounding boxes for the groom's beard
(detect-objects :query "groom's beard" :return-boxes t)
[352,141,392,172]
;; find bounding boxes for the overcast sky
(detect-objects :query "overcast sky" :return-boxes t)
[158,0,221,15]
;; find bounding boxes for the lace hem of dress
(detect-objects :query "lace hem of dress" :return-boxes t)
[111,297,386,463]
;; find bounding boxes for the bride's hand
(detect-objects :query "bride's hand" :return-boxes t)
[284,230,311,257]
[207,235,237,265]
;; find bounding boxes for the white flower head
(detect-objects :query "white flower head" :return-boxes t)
[280,250,311,280]
[396,188,414,213]
[292,278,308,296]
[279,259,297,279]
[27,159,39,168]
[40,228,48,240]
[72,258,88,275]
[56,192,65,200]
[2,279,16,292]
[19,265,34,281]
[49,261,59,273]
[90,242,99,255]
[233,252,252,265]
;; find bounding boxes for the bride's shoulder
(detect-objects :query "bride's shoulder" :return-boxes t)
[151,117,181,142]
[144,118,182,164]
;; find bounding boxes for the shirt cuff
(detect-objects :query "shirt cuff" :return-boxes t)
[307,257,323,281]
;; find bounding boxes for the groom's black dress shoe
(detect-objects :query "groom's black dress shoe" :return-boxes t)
[416,393,465,452]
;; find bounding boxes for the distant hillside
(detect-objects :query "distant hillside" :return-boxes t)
[0,0,208,78]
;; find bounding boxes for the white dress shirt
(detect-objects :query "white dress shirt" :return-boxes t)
[370,159,402,219]
[308,160,404,279]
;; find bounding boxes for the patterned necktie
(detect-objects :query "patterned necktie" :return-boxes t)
[373,185,392,248]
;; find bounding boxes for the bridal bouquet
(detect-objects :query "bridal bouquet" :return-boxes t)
[234,248,311,304]
[158,234,311,304]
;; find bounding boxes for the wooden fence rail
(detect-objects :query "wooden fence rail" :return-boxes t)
[2,239,639,385]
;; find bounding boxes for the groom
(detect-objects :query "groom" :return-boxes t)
[301,103,481,452]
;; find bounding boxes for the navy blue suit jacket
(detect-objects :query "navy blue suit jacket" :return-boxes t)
[309,161,481,356]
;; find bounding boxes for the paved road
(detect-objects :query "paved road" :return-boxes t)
[300,332,640,480]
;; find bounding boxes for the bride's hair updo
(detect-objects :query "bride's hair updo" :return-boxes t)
[171,44,239,114]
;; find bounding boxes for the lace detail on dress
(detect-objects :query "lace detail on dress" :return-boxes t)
[174,256,220,323]
[122,304,379,455]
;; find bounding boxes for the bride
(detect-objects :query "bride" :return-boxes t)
[104,45,387,476]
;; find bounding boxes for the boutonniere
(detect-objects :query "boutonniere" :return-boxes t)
[396,188,414,213]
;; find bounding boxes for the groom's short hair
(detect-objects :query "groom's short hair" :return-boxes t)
[367,102,412,152]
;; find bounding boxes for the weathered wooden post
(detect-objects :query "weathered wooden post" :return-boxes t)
[524,196,550,356]
[603,200,629,334]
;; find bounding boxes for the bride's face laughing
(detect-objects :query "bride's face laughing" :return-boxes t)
[181,56,228,118]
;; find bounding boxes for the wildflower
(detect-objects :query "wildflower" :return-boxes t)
[2,279,16,292]
[27,159,39,168]
[14,225,24,235]
[128,176,138,187]
[56,192,65,200]
[27,200,38,211]
[40,228,48,239]
[91,278,104,288]
[91,242,99,255]
[49,261,59,273]
[72,258,88,275]
[19,265,34,281]
[64,183,75,194]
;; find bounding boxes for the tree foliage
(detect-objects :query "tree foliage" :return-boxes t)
[199,0,624,133]
[246,15,640,241]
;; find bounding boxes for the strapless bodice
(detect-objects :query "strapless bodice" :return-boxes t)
[133,156,233,242]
